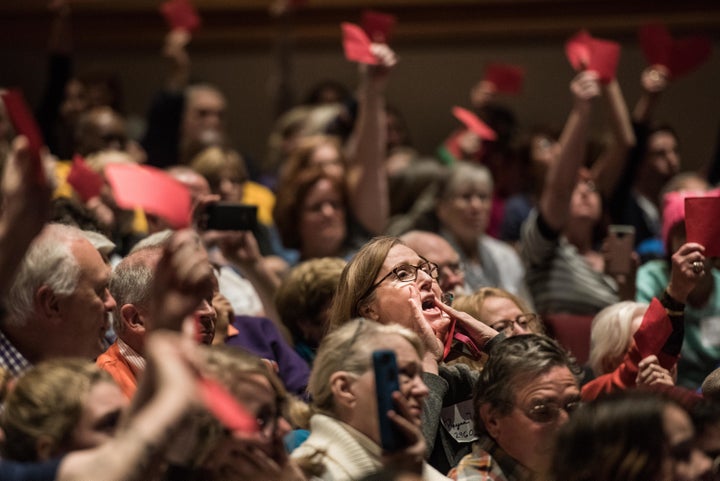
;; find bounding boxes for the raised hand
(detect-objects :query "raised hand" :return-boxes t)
[667,242,706,303]
[636,354,675,387]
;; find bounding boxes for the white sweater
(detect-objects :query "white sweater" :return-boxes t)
[291,413,451,481]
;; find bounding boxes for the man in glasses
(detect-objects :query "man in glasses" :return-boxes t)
[449,335,582,481]
[401,230,469,296]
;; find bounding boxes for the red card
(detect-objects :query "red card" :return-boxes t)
[565,30,621,83]
[198,377,259,434]
[639,24,712,78]
[685,196,720,257]
[361,10,396,43]
[452,106,497,141]
[67,154,104,202]
[483,63,525,94]
[104,163,191,229]
[0,89,46,186]
[341,23,379,65]
[160,0,201,33]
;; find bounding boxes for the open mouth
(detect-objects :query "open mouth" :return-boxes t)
[421,296,441,317]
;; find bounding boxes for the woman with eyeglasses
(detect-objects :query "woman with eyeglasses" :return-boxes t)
[453,287,545,338]
[552,390,712,481]
[292,319,450,480]
[329,236,502,474]
[450,334,583,481]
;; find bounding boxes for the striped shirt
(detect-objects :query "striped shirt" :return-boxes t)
[520,209,618,316]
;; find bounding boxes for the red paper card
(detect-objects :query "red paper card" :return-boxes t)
[483,63,525,94]
[341,23,378,65]
[452,106,497,141]
[67,154,104,202]
[639,24,712,78]
[361,10,396,43]
[199,377,259,434]
[160,0,201,33]
[0,89,46,185]
[565,30,621,83]
[104,163,191,229]
[685,196,720,257]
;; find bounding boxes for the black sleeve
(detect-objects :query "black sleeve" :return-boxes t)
[141,90,184,168]
[35,53,72,156]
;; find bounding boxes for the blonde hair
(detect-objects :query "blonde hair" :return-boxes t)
[453,287,544,334]
[588,301,648,376]
[1,359,113,461]
[308,318,424,418]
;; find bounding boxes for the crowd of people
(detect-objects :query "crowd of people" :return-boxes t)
[0,2,719,480]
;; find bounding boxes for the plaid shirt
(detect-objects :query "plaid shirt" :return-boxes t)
[448,436,533,481]
[0,329,32,377]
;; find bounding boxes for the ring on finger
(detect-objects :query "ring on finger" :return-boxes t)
[692,260,704,274]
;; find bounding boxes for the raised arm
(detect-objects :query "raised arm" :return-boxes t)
[345,44,397,235]
[591,78,636,199]
[539,71,600,232]
[632,65,669,124]
[0,137,51,297]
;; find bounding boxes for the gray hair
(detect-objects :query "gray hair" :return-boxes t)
[437,161,494,201]
[308,318,424,417]
[473,334,582,434]
[4,224,87,327]
[588,301,648,377]
[109,247,162,333]
[129,230,173,253]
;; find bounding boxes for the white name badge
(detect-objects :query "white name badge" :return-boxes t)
[440,399,478,443]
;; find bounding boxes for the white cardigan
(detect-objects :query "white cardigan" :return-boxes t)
[291,413,451,481]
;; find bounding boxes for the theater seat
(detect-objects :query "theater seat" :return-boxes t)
[542,313,594,365]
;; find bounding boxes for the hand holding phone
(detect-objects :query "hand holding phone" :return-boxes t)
[201,202,258,231]
[373,349,409,452]
[605,225,635,276]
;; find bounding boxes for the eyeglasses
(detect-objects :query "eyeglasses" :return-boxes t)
[371,260,439,291]
[490,313,540,334]
[523,399,581,424]
[356,260,439,310]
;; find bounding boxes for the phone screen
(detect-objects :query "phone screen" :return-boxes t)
[373,349,407,452]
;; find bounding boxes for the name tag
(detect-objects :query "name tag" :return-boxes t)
[440,399,478,443]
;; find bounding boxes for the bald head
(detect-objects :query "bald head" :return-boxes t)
[400,230,466,294]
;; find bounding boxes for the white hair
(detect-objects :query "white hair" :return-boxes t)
[588,301,649,376]
[4,224,87,327]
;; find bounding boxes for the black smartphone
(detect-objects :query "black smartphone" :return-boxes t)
[204,202,258,231]
[606,225,635,275]
[373,349,408,452]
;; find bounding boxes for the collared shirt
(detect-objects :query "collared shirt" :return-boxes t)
[116,337,145,377]
[448,436,532,481]
[0,329,32,377]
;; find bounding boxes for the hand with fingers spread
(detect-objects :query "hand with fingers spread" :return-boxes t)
[436,298,499,353]
[150,229,214,332]
[636,355,675,388]
[406,284,445,365]
[667,242,706,303]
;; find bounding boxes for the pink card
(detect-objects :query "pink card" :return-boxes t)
[361,10,396,43]
[639,24,712,78]
[67,154,104,202]
[452,106,497,141]
[341,23,379,65]
[199,377,260,434]
[483,63,525,94]
[565,30,621,83]
[685,196,720,257]
[160,0,201,33]
[0,89,46,185]
[104,163,191,229]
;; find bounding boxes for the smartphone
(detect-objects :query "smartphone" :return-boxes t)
[606,225,635,275]
[373,349,408,452]
[204,202,258,231]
